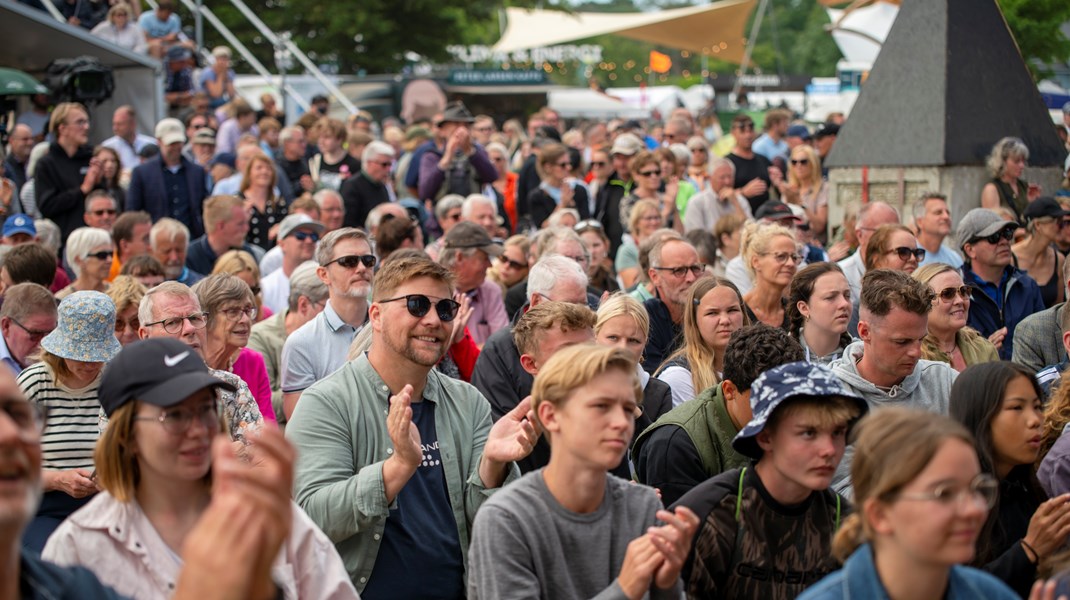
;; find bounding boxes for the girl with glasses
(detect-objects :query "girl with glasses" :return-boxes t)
[781,145,829,247]
[799,408,1018,600]
[56,227,114,300]
[525,143,590,230]
[913,263,998,372]
[1013,199,1068,308]
[949,362,1070,598]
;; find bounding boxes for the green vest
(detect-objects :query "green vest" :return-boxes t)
[632,382,748,479]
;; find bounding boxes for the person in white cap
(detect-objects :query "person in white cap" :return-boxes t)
[127,117,210,238]
[260,215,324,313]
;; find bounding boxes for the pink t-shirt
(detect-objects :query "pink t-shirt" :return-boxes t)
[232,346,276,422]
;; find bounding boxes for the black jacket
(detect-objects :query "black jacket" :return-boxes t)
[340,171,390,230]
[524,184,591,230]
[35,142,96,241]
[981,471,1041,598]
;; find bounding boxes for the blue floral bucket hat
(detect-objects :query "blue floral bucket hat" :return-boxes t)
[732,361,869,459]
[40,291,122,363]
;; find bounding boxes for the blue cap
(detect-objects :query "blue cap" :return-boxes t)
[732,361,868,459]
[210,152,236,169]
[3,214,36,238]
[786,124,811,140]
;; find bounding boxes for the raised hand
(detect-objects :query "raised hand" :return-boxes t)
[387,384,422,470]
[479,396,541,487]
[449,292,473,347]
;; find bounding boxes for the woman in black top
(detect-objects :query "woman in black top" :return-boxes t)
[239,153,287,250]
[981,137,1041,223]
[523,142,589,230]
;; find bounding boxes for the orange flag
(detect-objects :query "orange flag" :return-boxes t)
[649,50,672,74]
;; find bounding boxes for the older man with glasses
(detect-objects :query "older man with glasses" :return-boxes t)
[280,228,374,419]
[137,281,264,445]
[642,237,702,373]
[0,283,57,375]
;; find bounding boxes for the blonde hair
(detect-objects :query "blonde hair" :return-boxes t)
[48,102,88,136]
[659,277,749,394]
[531,344,642,432]
[202,195,245,231]
[595,293,650,343]
[628,199,660,238]
[831,408,974,561]
[513,301,596,358]
[787,144,822,187]
[211,249,260,281]
[239,153,279,197]
[741,222,796,278]
[106,275,147,315]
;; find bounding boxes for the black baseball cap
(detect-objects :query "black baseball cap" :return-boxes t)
[99,338,235,417]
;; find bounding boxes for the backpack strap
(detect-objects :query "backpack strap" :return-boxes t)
[734,467,746,522]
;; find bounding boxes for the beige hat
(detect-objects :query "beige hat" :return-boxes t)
[154,118,186,145]
[610,133,644,156]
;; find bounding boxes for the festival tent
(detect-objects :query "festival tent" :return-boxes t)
[547,89,648,120]
[826,1,900,65]
[493,0,757,62]
[0,1,162,143]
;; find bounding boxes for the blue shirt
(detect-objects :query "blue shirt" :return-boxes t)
[965,267,1010,310]
[918,243,964,270]
[753,133,789,162]
[137,11,180,39]
[361,400,465,599]
[0,331,21,375]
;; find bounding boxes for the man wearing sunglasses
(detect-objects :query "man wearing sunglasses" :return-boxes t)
[958,208,1045,360]
[726,114,777,215]
[288,254,538,597]
[261,215,324,314]
[281,228,374,419]
[83,191,119,231]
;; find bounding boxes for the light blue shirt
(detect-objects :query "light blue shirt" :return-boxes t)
[280,300,365,393]
[137,11,181,39]
[0,333,22,375]
[918,242,964,270]
[753,133,789,162]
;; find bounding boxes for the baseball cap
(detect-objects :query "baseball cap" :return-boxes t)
[165,45,193,63]
[441,221,503,257]
[755,201,802,222]
[154,118,186,145]
[3,214,36,238]
[610,133,644,157]
[732,361,868,459]
[277,214,325,241]
[787,124,812,140]
[191,128,216,145]
[956,208,1018,248]
[1022,197,1070,222]
[209,152,236,170]
[814,123,840,139]
[99,338,236,417]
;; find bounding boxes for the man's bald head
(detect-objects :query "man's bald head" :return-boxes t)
[856,202,900,258]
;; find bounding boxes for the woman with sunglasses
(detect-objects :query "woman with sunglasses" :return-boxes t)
[1013,198,1067,308]
[781,145,828,246]
[799,408,1018,600]
[56,227,114,300]
[913,263,998,372]
[193,273,276,423]
[43,337,358,599]
[741,222,796,329]
[525,142,590,230]
[686,136,711,192]
[864,224,925,275]
[616,199,664,290]
[488,235,530,293]
[620,151,683,238]
[950,362,1070,597]
[587,149,614,200]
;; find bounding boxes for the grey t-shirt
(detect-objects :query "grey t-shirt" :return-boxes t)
[468,470,681,600]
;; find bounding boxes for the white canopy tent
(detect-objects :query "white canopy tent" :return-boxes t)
[494,0,757,61]
[548,89,648,119]
[826,1,900,64]
[0,1,162,143]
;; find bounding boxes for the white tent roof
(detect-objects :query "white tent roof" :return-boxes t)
[826,1,899,64]
[548,89,648,119]
[494,0,757,62]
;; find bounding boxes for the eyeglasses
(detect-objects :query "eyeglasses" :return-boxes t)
[590,161,607,167]
[574,219,604,233]
[555,161,572,169]
[290,230,320,243]
[219,305,257,322]
[652,264,704,278]
[144,312,209,334]
[378,294,461,322]
[9,317,53,341]
[114,317,140,334]
[497,255,527,270]
[970,227,1015,245]
[135,400,221,436]
[936,285,970,303]
[249,285,261,295]
[638,169,662,177]
[0,398,47,439]
[887,247,926,262]
[897,473,999,511]
[733,124,755,132]
[324,254,377,269]
[790,158,810,166]
[89,209,117,216]
[760,251,803,265]
[370,160,394,168]
[85,250,113,261]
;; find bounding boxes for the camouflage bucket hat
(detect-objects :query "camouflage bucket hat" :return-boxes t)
[731,361,868,459]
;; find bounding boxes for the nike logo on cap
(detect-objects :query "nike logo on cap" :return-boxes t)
[163,351,190,367]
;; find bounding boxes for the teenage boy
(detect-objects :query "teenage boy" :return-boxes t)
[673,361,868,599]
[633,324,804,506]
[468,344,699,600]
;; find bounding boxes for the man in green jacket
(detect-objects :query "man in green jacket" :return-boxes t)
[286,254,540,597]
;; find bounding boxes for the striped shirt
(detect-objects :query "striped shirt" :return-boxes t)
[17,362,101,472]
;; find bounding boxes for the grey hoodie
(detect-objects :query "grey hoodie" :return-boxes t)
[829,340,957,497]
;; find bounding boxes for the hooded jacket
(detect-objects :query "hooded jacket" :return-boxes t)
[962,263,1045,361]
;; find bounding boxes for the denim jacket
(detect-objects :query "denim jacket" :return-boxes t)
[798,543,1018,600]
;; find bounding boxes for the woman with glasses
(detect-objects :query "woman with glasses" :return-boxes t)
[949,362,1070,598]
[913,263,998,372]
[799,408,1018,600]
[42,338,358,599]
[488,235,530,293]
[781,145,829,246]
[587,149,613,200]
[17,291,122,551]
[620,151,683,238]
[616,199,663,290]
[106,275,146,347]
[575,220,619,294]
[241,153,288,251]
[56,227,113,300]
[524,142,590,230]
[656,277,748,406]
[741,222,796,329]
[1013,198,1067,308]
[864,224,925,275]
[193,273,276,423]
[211,249,271,321]
[788,262,854,365]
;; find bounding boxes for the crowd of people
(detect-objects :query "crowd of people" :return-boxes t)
[3,87,1070,600]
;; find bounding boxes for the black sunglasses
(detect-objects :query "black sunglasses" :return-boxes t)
[378,294,461,322]
[639,169,662,177]
[86,250,113,261]
[497,254,527,270]
[324,254,377,269]
[888,246,926,261]
[790,158,809,166]
[970,227,1015,245]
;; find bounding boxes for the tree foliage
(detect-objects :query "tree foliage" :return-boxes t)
[997,0,1070,81]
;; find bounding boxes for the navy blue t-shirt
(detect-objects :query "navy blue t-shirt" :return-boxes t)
[362,400,465,599]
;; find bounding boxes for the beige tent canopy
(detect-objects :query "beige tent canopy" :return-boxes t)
[493,0,758,63]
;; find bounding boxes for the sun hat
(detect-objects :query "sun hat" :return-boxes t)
[40,291,122,363]
[441,221,503,257]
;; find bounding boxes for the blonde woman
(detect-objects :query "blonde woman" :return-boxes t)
[741,222,797,329]
[913,263,998,371]
[981,137,1041,222]
[212,249,271,320]
[615,198,663,289]
[240,153,288,250]
[106,275,147,346]
[782,144,828,245]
